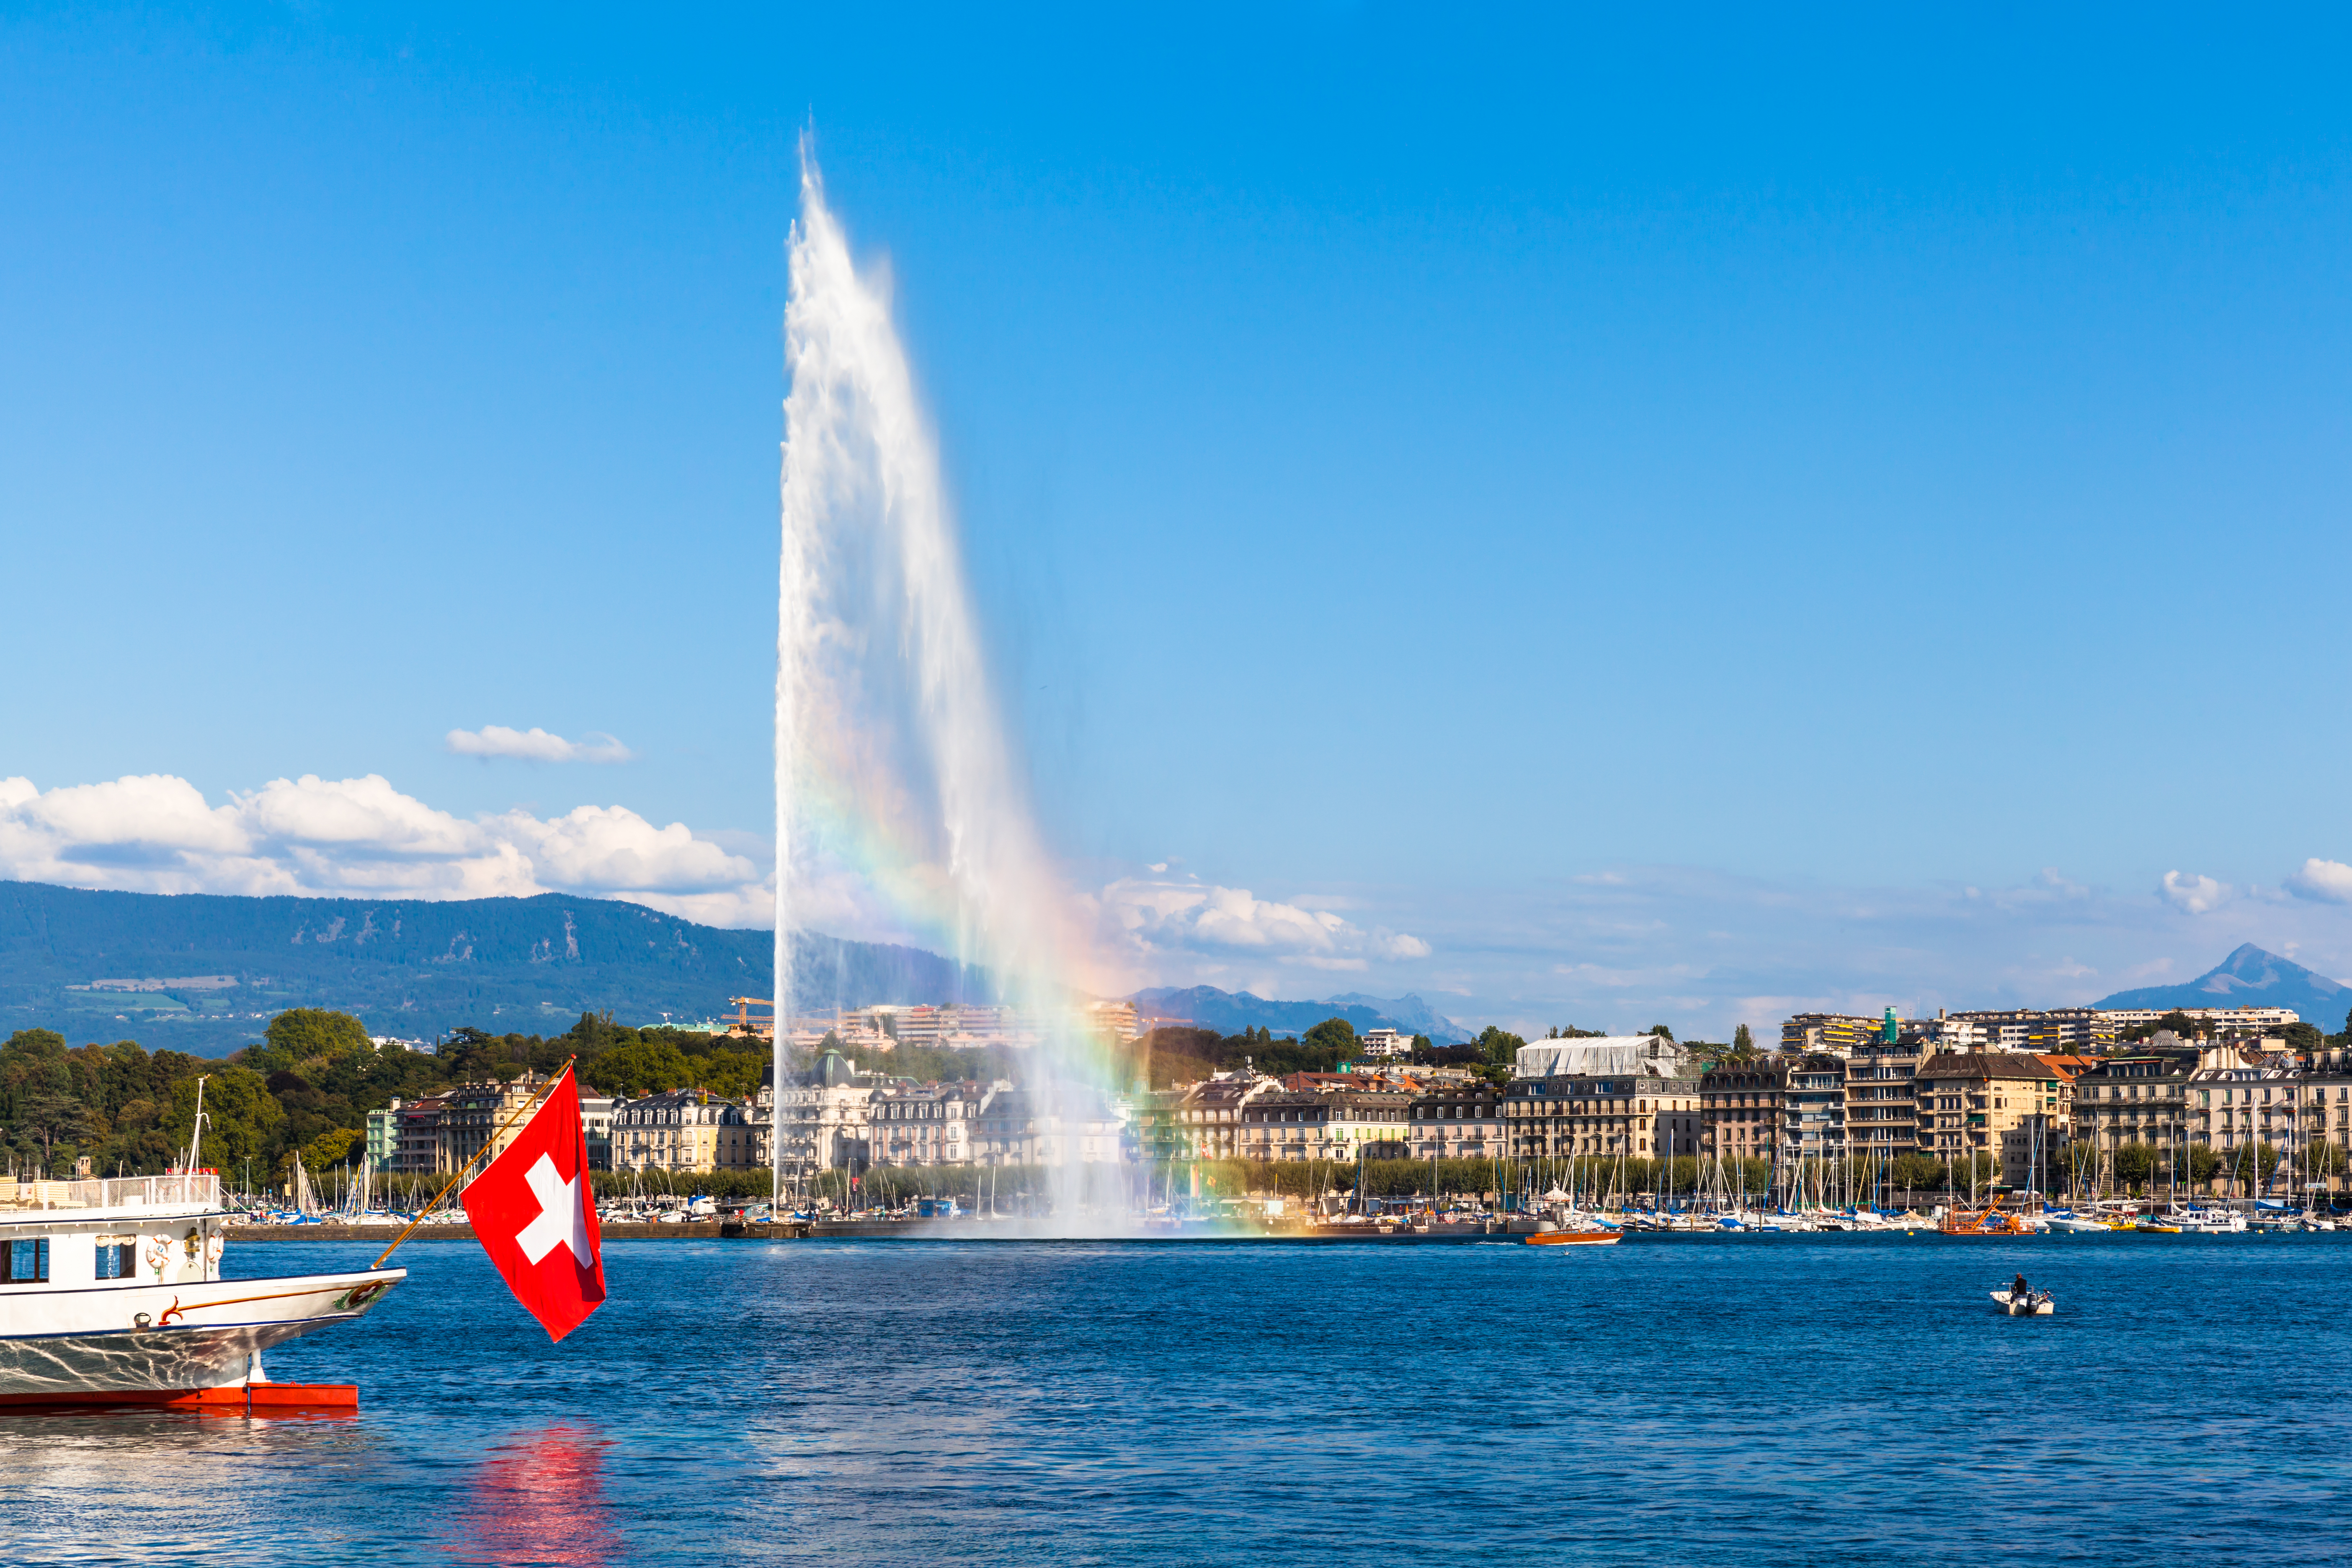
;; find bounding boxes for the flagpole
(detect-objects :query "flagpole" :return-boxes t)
[372,1057,578,1269]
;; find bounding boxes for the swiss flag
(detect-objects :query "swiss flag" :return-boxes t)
[461,1066,607,1342]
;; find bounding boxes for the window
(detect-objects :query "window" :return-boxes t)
[94,1238,135,1280]
[3,1238,49,1283]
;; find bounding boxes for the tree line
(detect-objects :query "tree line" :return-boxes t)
[0,1008,773,1189]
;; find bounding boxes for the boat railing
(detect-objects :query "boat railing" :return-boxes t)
[0,1173,221,1211]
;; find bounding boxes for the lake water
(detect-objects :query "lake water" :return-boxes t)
[0,1233,2347,1565]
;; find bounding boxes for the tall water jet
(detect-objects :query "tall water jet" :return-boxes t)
[771,146,1117,1230]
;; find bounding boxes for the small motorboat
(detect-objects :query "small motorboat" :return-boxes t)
[2046,1213,2111,1234]
[1991,1288,2055,1316]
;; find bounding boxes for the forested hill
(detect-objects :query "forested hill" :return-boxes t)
[0,882,993,1057]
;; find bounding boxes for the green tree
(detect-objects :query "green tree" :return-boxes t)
[1473,1026,1525,1067]
[1648,1024,1675,1042]
[1300,1017,1357,1059]
[1950,1151,2000,1194]
[295,1126,364,1179]
[583,1039,697,1097]
[2229,1141,2282,1189]
[260,1008,373,1065]
[2113,1141,2157,1192]
[1891,1153,1945,1192]
[1732,1024,1756,1056]
[164,1067,284,1171]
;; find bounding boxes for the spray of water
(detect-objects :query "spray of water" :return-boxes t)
[771,144,1125,1231]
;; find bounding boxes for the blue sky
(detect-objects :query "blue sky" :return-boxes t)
[7,5,2352,1037]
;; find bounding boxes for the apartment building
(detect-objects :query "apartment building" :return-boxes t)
[1943,1008,2117,1052]
[611,1087,761,1175]
[1845,1034,1930,1161]
[1700,1059,1790,1166]
[364,1102,400,1173]
[444,1075,553,1171]
[771,1048,881,1182]
[2184,1057,2352,1158]
[965,1088,1127,1166]
[1240,1087,1416,1163]
[1408,1084,1508,1161]
[1915,1053,2069,1165]
[1782,1054,1847,1161]
[1505,1072,1702,1161]
[868,1081,990,1168]
[2070,1049,2202,1158]
[2098,1006,2301,1036]
[391,1094,449,1175]
[1150,1071,1284,1161]
[1779,1014,1880,1054]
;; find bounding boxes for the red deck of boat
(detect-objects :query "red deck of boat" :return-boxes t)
[0,1382,358,1411]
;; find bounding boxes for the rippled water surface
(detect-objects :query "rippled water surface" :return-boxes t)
[0,1233,2347,1565]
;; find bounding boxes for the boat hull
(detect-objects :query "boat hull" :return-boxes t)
[0,1268,402,1400]
[1988,1291,2054,1315]
[1525,1230,1622,1246]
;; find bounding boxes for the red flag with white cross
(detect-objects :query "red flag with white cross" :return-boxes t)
[460,1066,607,1342]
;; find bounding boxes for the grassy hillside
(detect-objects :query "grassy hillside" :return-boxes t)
[0,881,993,1055]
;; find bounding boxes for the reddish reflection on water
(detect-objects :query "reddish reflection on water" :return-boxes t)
[447,1426,622,1566]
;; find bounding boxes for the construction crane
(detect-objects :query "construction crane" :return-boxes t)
[725,997,776,1040]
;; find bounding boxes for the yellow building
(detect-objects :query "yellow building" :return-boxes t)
[611,1087,757,1175]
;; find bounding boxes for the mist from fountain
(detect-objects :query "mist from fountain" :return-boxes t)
[771,143,1128,1234]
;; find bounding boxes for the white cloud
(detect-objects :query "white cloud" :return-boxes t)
[0,773,758,921]
[445,726,634,763]
[2158,870,2231,914]
[2287,858,2352,905]
[1096,874,1431,974]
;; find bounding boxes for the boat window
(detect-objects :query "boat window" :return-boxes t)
[3,1238,48,1283]
[94,1238,135,1279]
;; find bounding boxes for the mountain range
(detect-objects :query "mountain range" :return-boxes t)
[2092,942,2352,1030]
[0,880,1465,1058]
[0,881,992,1057]
[1122,984,1467,1042]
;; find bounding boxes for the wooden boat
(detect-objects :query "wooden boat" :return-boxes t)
[1524,1228,1622,1247]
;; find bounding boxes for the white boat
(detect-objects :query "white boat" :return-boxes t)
[0,1171,401,1408]
[1990,1288,2055,1316]
[2046,1212,2112,1234]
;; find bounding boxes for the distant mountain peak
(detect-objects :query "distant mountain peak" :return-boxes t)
[2094,943,2352,1026]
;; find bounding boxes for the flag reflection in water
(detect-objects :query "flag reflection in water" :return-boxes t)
[451,1426,622,1566]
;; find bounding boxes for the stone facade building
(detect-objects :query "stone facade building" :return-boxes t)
[1505,1072,1702,1162]
[611,1087,759,1176]
[1237,1087,1414,1164]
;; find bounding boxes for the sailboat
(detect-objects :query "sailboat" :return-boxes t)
[291,1153,317,1221]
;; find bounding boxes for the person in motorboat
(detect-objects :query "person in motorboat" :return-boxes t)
[2009,1273,2030,1306]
